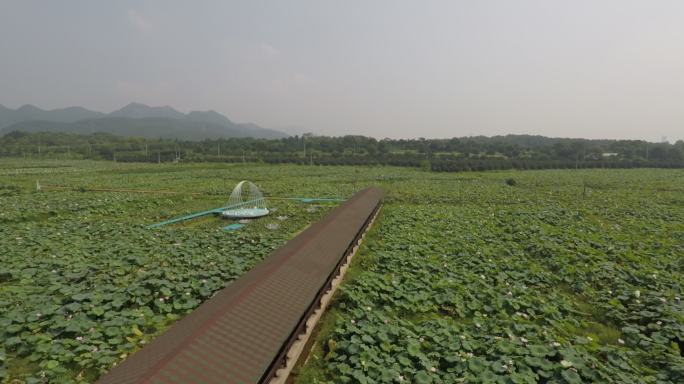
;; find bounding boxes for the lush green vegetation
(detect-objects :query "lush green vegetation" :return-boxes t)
[0,160,352,382]
[296,169,684,383]
[2,132,683,172]
[1,160,682,383]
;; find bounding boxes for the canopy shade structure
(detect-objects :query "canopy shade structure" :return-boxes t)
[221,180,269,219]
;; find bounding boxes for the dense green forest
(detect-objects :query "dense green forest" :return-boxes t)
[1,131,683,172]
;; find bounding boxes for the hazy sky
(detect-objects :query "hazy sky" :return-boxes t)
[1,1,682,141]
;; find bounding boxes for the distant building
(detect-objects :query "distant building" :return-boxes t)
[602,152,619,158]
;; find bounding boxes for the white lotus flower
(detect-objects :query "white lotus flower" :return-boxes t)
[560,360,573,368]
[633,290,640,298]
[618,339,625,344]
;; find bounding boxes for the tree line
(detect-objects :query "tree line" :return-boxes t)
[1,131,683,172]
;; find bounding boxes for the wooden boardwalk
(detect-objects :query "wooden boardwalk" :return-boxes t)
[97,187,383,384]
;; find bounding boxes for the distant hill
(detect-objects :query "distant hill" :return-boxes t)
[0,103,287,140]
[1,117,287,140]
[186,110,234,126]
[0,104,105,129]
[108,102,185,119]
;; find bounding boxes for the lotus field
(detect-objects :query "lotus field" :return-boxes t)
[0,161,342,382]
[298,169,684,383]
[0,160,683,383]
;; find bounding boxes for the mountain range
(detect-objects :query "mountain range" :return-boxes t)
[0,103,287,140]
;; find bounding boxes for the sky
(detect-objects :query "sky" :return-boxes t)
[0,1,682,141]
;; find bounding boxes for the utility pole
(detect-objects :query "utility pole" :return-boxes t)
[218,143,221,158]
[352,169,359,193]
[158,151,161,164]
[145,144,148,157]
[242,150,246,164]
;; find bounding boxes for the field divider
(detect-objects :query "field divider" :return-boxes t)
[40,184,205,195]
[41,184,345,202]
